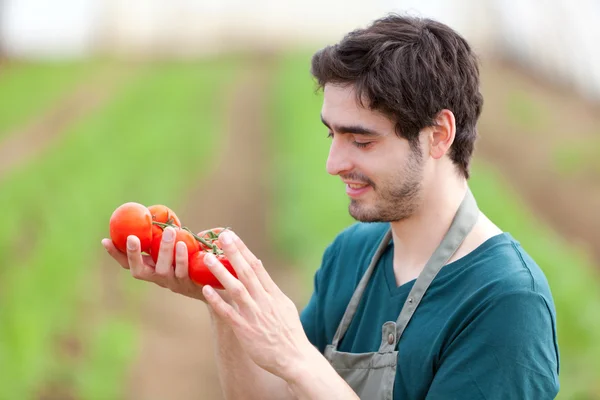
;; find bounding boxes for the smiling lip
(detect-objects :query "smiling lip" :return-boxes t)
[344,182,371,198]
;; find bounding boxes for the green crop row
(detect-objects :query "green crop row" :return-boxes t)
[0,58,239,399]
[0,61,100,139]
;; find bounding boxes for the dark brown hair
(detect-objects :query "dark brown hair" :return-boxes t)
[311,14,483,178]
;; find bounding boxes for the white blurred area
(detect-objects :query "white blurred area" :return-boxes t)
[1,0,599,101]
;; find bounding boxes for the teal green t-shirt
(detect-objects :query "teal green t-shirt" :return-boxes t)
[300,222,560,399]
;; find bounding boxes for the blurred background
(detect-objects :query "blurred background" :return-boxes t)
[0,0,599,399]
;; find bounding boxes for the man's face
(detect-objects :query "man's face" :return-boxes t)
[321,84,425,222]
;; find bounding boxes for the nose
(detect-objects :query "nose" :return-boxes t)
[326,138,352,176]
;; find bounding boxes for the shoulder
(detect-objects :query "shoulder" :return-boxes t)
[455,233,555,304]
[506,236,555,299]
[443,233,559,344]
[441,236,560,380]
[498,235,558,332]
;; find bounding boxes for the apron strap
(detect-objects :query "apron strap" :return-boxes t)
[395,188,479,342]
[331,228,393,349]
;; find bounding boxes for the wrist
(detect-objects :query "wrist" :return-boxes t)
[283,344,359,400]
[283,344,325,386]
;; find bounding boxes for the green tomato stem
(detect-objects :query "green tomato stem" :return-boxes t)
[180,226,214,249]
[152,221,225,255]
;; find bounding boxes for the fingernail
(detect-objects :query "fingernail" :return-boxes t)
[127,236,137,250]
[220,231,232,245]
[163,228,174,242]
[204,285,215,296]
[204,252,216,266]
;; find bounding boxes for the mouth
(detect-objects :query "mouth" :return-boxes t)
[345,182,371,198]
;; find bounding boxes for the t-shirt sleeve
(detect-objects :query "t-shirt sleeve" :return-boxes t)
[425,290,560,400]
[300,242,338,354]
[300,267,321,349]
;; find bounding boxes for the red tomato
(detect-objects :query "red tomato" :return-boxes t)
[109,202,153,253]
[188,251,237,290]
[148,204,182,238]
[149,227,200,266]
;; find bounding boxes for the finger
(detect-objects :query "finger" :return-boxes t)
[218,231,264,298]
[174,241,189,281]
[228,232,279,294]
[102,238,130,269]
[155,227,176,278]
[203,285,246,328]
[127,235,162,284]
[204,252,256,308]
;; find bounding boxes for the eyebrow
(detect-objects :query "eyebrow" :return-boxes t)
[320,114,383,137]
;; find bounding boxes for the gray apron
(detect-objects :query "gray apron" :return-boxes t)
[324,189,479,400]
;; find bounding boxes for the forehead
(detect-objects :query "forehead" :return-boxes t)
[321,84,394,131]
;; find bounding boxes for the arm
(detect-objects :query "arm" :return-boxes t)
[201,230,359,400]
[211,308,356,400]
[425,290,560,400]
[208,307,294,400]
[285,346,360,400]
[206,291,358,400]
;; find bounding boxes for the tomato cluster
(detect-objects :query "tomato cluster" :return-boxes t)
[109,202,236,289]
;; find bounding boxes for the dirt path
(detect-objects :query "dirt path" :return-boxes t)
[0,64,131,181]
[126,54,303,400]
[477,60,600,264]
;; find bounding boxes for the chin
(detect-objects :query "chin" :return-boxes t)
[349,201,386,223]
[349,199,415,223]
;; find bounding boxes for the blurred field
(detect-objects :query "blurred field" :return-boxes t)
[0,61,98,140]
[0,51,599,400]
[0,58,238,398]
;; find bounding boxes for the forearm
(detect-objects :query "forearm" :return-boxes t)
[209,308,293,400]
[286,347,359,400]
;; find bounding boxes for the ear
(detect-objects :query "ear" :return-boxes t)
[428,109,456,160]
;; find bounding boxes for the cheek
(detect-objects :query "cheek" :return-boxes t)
[353,142,410,185]
[376,152,416,185]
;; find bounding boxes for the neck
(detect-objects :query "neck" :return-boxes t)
[390,174,468,276]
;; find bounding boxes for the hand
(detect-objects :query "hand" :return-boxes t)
[201,230,314,381]
[101,226,229,303]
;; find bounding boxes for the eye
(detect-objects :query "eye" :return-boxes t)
[326,131,333,139]
[353,141,372,148]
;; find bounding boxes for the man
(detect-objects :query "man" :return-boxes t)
[103,14,560,399]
